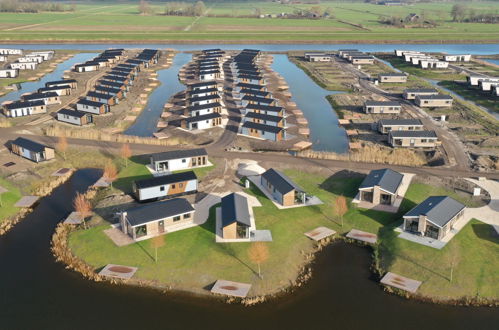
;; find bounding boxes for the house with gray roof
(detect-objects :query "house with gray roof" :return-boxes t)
[119,198,195,241]
[149,148,208,173]
[260,168,305,206]
[221,193,252,239]
[358,168,404,206]
[403,196,465,240]
[403,88,438,100]
[415,94,453,107]
[377,119,424,134]
[364,100,401,114]
[388,130,438,148]
[378,73,408,83]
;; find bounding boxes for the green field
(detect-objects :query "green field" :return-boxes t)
[0,1,498,42]
[68,168,498,299]
[0,177,21,224]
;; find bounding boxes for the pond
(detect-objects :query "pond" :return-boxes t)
[0,171,497,329]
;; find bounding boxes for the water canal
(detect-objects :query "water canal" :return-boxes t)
[0,171,498,329]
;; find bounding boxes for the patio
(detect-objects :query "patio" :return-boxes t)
[211,280,251,298]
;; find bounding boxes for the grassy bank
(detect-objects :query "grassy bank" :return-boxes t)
[0,177,22,224]
[438,80,499,114]
[68,168,497,300]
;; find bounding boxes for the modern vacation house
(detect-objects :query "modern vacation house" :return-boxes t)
[56,108,93,126]
[221,193,251,239]
[377,119,424,134]
[2,100,46,117]
[133,171,198,202]
[378,73,408,83]
[403,88,439,100]
[415,94,453,107]
[364,101,401,114]
[357,168,403,206]
[403,196,465,240]
[10,137,55,163]
[260,168,306,207]
[149,148,208,173]
[388,130,438,148]
[119,198,195,241]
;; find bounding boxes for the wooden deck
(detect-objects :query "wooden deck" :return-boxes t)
[98,264,138,280]
[14,196,40,208]
[51,168,72,177]
[63,212,82,225]
[211,280,251,298]
[346,229,378,244]
[305,226,336,241]
[380,272,422,293]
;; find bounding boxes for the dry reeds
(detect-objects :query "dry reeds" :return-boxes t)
[44,125,183,146]
[298,145,426,166]
[0,118,12,128]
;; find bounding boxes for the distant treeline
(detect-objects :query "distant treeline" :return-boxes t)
[0,0,75,12]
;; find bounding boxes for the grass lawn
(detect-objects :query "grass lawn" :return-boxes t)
[0,177,21,223]
[438,80,499,114]
[379,55,466,81]
[68,168,497,299]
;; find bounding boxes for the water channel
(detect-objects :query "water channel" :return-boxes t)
[0,170,498,329]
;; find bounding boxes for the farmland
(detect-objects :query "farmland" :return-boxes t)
[0,1,498,43]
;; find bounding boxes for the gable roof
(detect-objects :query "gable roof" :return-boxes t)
[189,81,218,88]
[379,119,423,126]
[404,88,438,94]
[12,137,49,153]
[365,100,401,107]
[77,99,106,108]
[125,198,194,227]
[221,193,251,227]
[187,102,222,112]
[245,112,283,123]
[245,103,283,113]
[185,112,221,123]
[150,148,207,162]
[242,121,283,134]
[4,100,45,109]
[389,130,437,138]
[261,168,304,194]
[57,108,87,118]
[134,171,197,189]
[404,196,465,228]
[22,92,58,101]
[359,168,403,194]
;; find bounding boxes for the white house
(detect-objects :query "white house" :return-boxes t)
[2,100,46,117]
[18,56,44,64]
[10,62,37,70]
[478,79,499,91]
[181,112,222,130]
[444,54,471,62]
[0,48,22,55]
[0,55,7,62]
[0,69,18,78]
[29,51,54,60]
[420,59,449,69]
[149,148,208,173]
[56,108,93,126]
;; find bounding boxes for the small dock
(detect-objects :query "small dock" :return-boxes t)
[98,264,138,280]
[211,280,251,298]
[14,196,40,208]
[51,168,72,177]
[92,177,110,188]
[63,211,82,225]
[346,229,378,244]
[380,272,422,293]
[305,227,336,241]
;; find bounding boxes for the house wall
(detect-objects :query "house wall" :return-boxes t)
[152,155,207,172]
[188,117,222,130]
[57,113,82,126]
[0,69,18,78]
[136,179,197,201]
[222,222,237,239]
[352,58,374,64]
[380,76,407,83]
[282,190,296,206]
[126,211,195,241]
[364,105,401,114]
[390,136,437,148]
[261,175,285,205]
[44,147,55,160]
[416,98,453,107]
[76,103,106,114]
[403,91,438,100]
[378,124,424,134]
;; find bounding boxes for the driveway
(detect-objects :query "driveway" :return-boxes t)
[464,178,499,226]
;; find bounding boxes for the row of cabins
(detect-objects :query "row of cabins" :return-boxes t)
[180,80,223,130]
[2,78,77,117]
[58,49,160,126]
[7,51,54,71]
[467,75,499,97]
[195,48,227,81]
[231,49,287,142]
[394,50,465,70]
[403,88,454,107]
[339,49,375,65]
[74,48,125,73]
[358,168,465,240]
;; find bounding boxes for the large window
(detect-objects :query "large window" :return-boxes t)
[173,215,181,222]
[135,225,147,238]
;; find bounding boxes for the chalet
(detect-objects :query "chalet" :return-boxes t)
[404,53,426,62]
[241,121,285,141]
[236,74,265,85]
[235,82,267,93]
[3,100,46,117]
[403,196,465,240]
[116,64,140,73]
[357,168,403,206]
[350,56,375,65]
[415,94,453,107]
[243,112,285,127]
[137,49,160,65]
[478,79,499,91]
[411,56,435,66]
[241,95,276,107]
[0,55,7,62]
[395,50,422,57]
[126,59,148,68]
[149,148,208,173]
[112,66,136,75]
[305,52,331,62]
[29,51,54,61]
[91,58,111,67]
[339,49,359,57]
[377,119,424,134]
[189,87,219,98]
[341,51,364,59]
[56,108,93,126]
[403,88,438,100]
[493,85,499,97]
[388,130,438,148]
[244,103,285,117]
[98,79,128,91]
[220,193,252,239]
[238,89,272,99]
[94,85,125,99]
[261,168,306,207]
[181,112,223,130]
[0,48,22,55]
[188,80,219,92]
[10,62,37,70]
[199,69,221,81]
[46,79,77,89]
[10,137,55,163]
[119,198,195,241]
[444,54,471,62]
[467,75,493,86]
[0,69,18,78]
[38,85,71,96]
[102,75,131,85]
[133,171,198,202]
[420,59,449,69]
[189,94,221,106]
[364,101,401,114]
[109,70,134,80]
[18,56,43,63]
[85,91,117,105]
[74,62,99,72]
[378,73,407,83]
[185,102,222,117]
[22,92,61,105]
[76,99,110,114]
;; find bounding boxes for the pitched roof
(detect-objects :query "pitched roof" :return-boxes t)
[22,92,58,100]
[187,102,222,112]
[77,99,106,108]
[242,95,275,104]
[185,112,221,123]
[57,108,87,118]
[45,79,76,86]
[389,130,437,138]
[261,168,303,194]
[404,196,465,227]
[87,91,114,100]
[244,112,283,123]
[359,168,403,194]
[189,94,220,103]
[4,100,45,109]
[242,121,283,134]
[404,88,438,94]
[221,193,251,227]
[365,100,401,107]
[189,81,218,88]
[134,171,197,189]
[245,103,283,113]
[125,198,194,227]
[415,94,453,100]
[378,119,423,126]
[150,148,207,162]
[12,137,49,153]
[379,72,407,77]
[236,82,266,90]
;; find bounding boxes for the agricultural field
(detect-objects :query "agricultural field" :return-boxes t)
[0,1,498,42]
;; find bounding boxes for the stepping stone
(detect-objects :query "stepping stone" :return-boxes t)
[305,227,336,241]
[380,272,422,293]
[211,280,251,298]
[347,229,377,244]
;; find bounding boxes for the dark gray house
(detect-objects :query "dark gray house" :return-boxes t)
[260,168,305,206]
[221,193,251,239]
[357,168,403,206]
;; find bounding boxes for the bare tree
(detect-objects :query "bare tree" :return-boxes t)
[150,234,165,263]
[248,242,269,279]
[333,195,348,227]
[73,192,92,229]
[103,161,118,188]
[56,135,68,160]
[120,143,132,167]
[139,0,151,15]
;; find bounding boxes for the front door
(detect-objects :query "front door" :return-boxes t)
[158,161,168,171]
[158,220,165,233]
